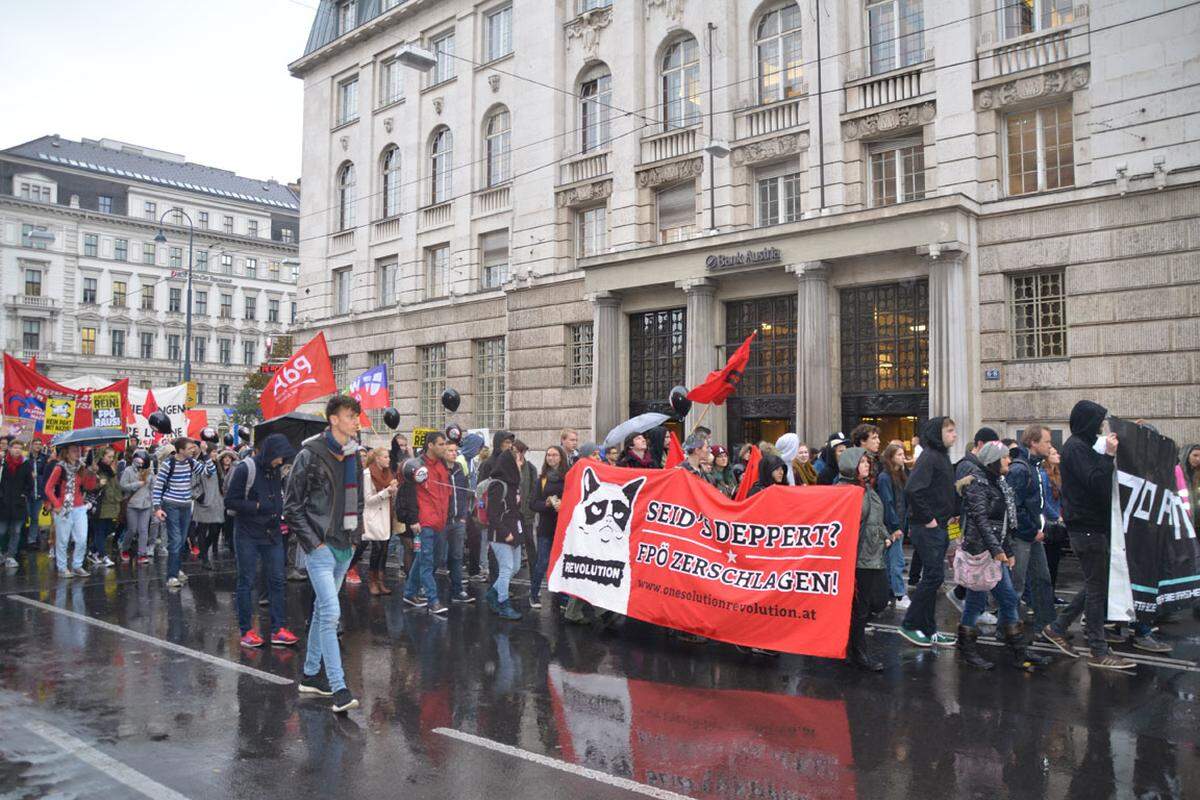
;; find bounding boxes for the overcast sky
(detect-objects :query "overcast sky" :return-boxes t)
[0,0,315,183]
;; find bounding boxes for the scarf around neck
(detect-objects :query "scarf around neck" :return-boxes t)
[60,460,80,507]
[324,431,359,539]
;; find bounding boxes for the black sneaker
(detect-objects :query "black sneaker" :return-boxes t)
[298,672,333,697]
[428,602,449,616]
[331,688,359,713]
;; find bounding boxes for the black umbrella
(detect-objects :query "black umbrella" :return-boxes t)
[254,412,326,451]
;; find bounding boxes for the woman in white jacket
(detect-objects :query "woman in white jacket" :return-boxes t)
[362,448,398,597]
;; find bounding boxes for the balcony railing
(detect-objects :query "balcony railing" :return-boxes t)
[734,97,806,140]
[559,150,610,184]
[845,62,929,114]
[473,184,511,217]
[371,216,402,244]
[329,229,354,253]
[6,294,59,310]
[640,125,699,164]
[420,201,452,229]
[993,28,1070,76]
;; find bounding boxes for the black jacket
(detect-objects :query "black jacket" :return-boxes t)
[448,459,472,521]
[27,451,50,499]
[477,429,514,482]
[0,459,33,521]
[1061,400,1114,534]
[1005,447,1042,542]
[905,416,957,528]
[283,432,365,554]
[531,470,566,540]
[485,449,523,545]
[959,467,1016,558]
[225,434,295,542]
[747,455,787,498]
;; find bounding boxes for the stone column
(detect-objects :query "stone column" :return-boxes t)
[589,291,622,443]
[790,262,833,444]
[927,250,978,462]
[677,278,722,438]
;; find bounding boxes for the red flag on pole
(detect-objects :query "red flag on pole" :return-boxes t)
[734,445,762,501]
[141,388,158,418]
[260,332,337,419]
[185,409,207,440]
[664,431,685,469]
[687,331,757,406]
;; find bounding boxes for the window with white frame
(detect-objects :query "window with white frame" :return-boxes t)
[167,334,181,361]
[480,229,509,289]
[144,201,156,220]
[333,267,351,314]
[485,107,511,186]
[220,253,234,274]
[337,75,359,125]
[218,384,230,405]
[380,57,403,106]
[140,332,154,359]
[111,329,126,358]
[244,340,256,365]
[282,228,295,244]
[83,233,98,257]
[568,322,593,386]
[1006,101,1073,196]
[244,295,257,321]
[657,182,696,243]
[576,205,607,257]
[1003,0,1073,39]
[268,298,280,323]
[196,250,208,271]
[419,344,447,427]
[484,4,513,62]
[869,139,926,206]
[223,215,234,234]
[80,327,97,355]
[430,128,453,204]
[426,245,450,299]
[115,238,128,261]
[580,65,612,152]
[142,284,155,311]
[756,4,803,103]
[337,0,355,35]
[19,181,52,203]
[194,337,207,363]
[1010,270,1066,359]
[170,247,182,268]
[337,162,356,229]
[82,277,98,305]
[143,243,156,264]
[868,0,924,75]
[431,30,456,85]
[248,220,259,238]
[198,211,209,229]
[22,320,41,352]
[24,267,42,297]
[381,146,401,218]
[756,165,802,226]
[169,287,182,312]
[661,36,700,130]
[475,337,506,430]
[98,195,113,214]
[219,338,231,364]
[171,207,184,225]
[377,258,397,306]
[194,290,207,316]
[245,257,257,278]
[112,280,127,308]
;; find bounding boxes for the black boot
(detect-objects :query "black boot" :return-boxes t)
[847,619,883,671]
[1002,622,1050,670]
[957,625,994,670]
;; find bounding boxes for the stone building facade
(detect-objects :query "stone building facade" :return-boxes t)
[290,0,1200,454]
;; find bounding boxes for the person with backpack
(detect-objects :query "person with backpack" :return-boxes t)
[227,432,298,649]
[1,440,33,568]
[442,438,474,605]
[45,443,99,577]
[398,431,450,615]
[485,448,524,621]
[119,449,154,564]
[153,437,216,589]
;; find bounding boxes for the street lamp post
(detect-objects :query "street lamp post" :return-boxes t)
[154,212,194,383]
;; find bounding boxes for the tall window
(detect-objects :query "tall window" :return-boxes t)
[337,76,359,125]
[169,287,182,312]
[196,250,208,272]
[170,247,182,268]
[80,327,97,355]
[1006,102,1074,196]
[218,385,230,405]
[195,290,208,316]
[568,322,594,386]
[171,207,184,225]
[381,146,401,218]
[22,320,41,352]
[221,253,234,274]
[431,30,456,84]
[140,332,155,359]
[198,211,209,228]
[194,337,207,363]
[219,338,232,364]
[24,268,42,297]
[282,228,295,244]
[115,238,127,261]
[291,302,297,323]
[580,66,612,152]
[576,205,607,257]
[268,298,280,323]
[334,268,351,314]
[1010,270,1066,359]
[869,0,924,75]
[337,162,356,229]
[840,281,929,395]
[221,293,233,318]
[83,234,98,257]
[98,195,113,214]
[330,356,349,391]
[475,338,506,430]
[245,257,257,278]
[82,278,98,305]
[167,335,181,361]
[269,261,280,281]
[377,259,397,306]
[756,166,802,226]
[112,280,127,308]
[244,296,257,321]
[248,220,259,238]
[143,243,156,264]
[380,57,403,105]
[419,344,447,427]
[481,230,509,289]
[144,201,156,220]
[629,309,686,416]
[756,4,803,103]
[223,215,234,234]
[244,340,256,366]
[142,285,155,310]
[21,224,49,249]
[870,140,926,206]
[366,350,396,429]
[485,107,512,186]
[426,245,450,298]
[657,182,696,243]
[430,128,453,204]
[195,383,205,405]
[111,329,126,358]
[1004,0,1073,38]
[661,36,700,130]
[337,0,355,34]
[484,4,513,62]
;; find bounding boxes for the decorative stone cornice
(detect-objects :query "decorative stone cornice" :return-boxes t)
[635,157,703,189]
[842,102,936,141]
[556,179,612,208]
[975,65,1090,111]
[731,132,810,167]
[645,0,686,23]
[565,6,612,56]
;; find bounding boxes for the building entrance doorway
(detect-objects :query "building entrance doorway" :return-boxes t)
[724,294,797,449]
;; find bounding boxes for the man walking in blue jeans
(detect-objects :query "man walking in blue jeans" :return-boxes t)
[153,437,215,590]
[441,438,474,605]
[398,432,450,615]
[899,416,959,648]
[284,395,365,713]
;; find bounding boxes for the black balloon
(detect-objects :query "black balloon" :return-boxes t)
[238,427,251,442]
[402,457,428,484]
[669,385,692,418]
[383,407,401,430]
[200,426,219,444]
[441,388,461,413]
[223,433,235,446]
[148,410,173,435]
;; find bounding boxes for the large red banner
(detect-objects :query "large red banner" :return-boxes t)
[547,461,863,658]
[260,333,336,419]
[3,354,129,441]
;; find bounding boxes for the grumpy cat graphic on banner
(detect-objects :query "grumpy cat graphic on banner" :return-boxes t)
[550,466,645,615]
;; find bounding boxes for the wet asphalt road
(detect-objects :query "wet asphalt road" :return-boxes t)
[0,548,1197,800]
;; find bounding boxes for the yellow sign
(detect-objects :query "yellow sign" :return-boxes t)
[411,427,439,449]
[186,381,197,410]
[43,397,77,435]
[91,391,122,429]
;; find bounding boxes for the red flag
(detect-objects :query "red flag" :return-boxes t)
[734,445,762,501]
[260,333,337,419]
[26,355,36,370]
[358,411,373,430]
[665,431,685,469]
[141,388,158,418]
[185,409,207,440]
[687,331,757,406]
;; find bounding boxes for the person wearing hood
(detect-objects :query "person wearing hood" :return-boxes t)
[1041,401,1136,671]
[120,449,155,564]
[955,442,1051,671]
[485,448,524,621]
[898,416,959,648]
[388,434,411,476]
[618,433,656,469]
[774,433,800,484]
[835,447,891,671]
[747,454,788,498]
[578,442,602,462]
[816,434,847,485]
[477,430,515,482]
[227,432,298,649]
[939,427,1002,620]
[707,446,738,498]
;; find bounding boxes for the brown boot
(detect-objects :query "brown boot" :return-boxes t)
[377,569,393,594]
[367,569,382,596]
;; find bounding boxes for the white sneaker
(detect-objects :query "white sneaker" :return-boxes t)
[165,576,182,589]
[978,611,998,626]
[101,556,115,567]
[87,553,102,566]
[894,595,912,610]
[4,556,18,568]
[944,585,965,612]
[177,570,189,584]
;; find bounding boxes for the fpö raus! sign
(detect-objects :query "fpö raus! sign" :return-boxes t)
[705,247,781,271]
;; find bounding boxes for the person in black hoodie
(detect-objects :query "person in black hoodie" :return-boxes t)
[485,449,524,621]
[477,430,515,481]
[1042,401,1136,671]
[898,416,959,648]
[747,454,787,498]
[528,445,568,609]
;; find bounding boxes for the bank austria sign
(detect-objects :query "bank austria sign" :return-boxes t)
[704,246,782,271]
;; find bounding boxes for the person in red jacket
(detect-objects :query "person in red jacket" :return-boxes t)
[400,432,450,615]
[45,444,99,577]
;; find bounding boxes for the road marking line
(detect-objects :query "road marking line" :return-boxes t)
[25,719,191,800]
[433,727,694,800]
[7,594,292,685]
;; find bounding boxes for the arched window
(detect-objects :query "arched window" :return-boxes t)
[484,108,511,187]
[756,4,803,104]
[380,146,401,218]
[661,36,700,130]
[430,127,453,204]
[337,161,355,230]
[579,64,612,152]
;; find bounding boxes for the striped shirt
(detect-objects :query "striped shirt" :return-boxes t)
[152,456,215,508]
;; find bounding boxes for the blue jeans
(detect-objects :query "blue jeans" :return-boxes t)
[25,496,42,544]
[1010,538,1056,628]
[902,524,948,636]
[163,503,193,578]
[963,563,1020,628]
[303,545,351,692]
[490,541,520,603]
[437,519,466,595]
[2,518,23,558]
[53,505,88,571]
[236,534,285,634]
[885,538,907,598]
[90,517,115,555]
[530,533,553,602]
[404,526,441,603]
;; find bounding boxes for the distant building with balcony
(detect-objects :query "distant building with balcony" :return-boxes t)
[0,135,300,412]
[289,0,1200,452]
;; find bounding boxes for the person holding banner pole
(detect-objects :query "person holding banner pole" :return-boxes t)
[836,447,891,671]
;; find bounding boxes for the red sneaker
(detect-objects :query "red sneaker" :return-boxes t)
[120,552,131,563]
[190,545,200,556]
[344,570,362,585]
[240,630,264,648]
[270,628,299,646]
